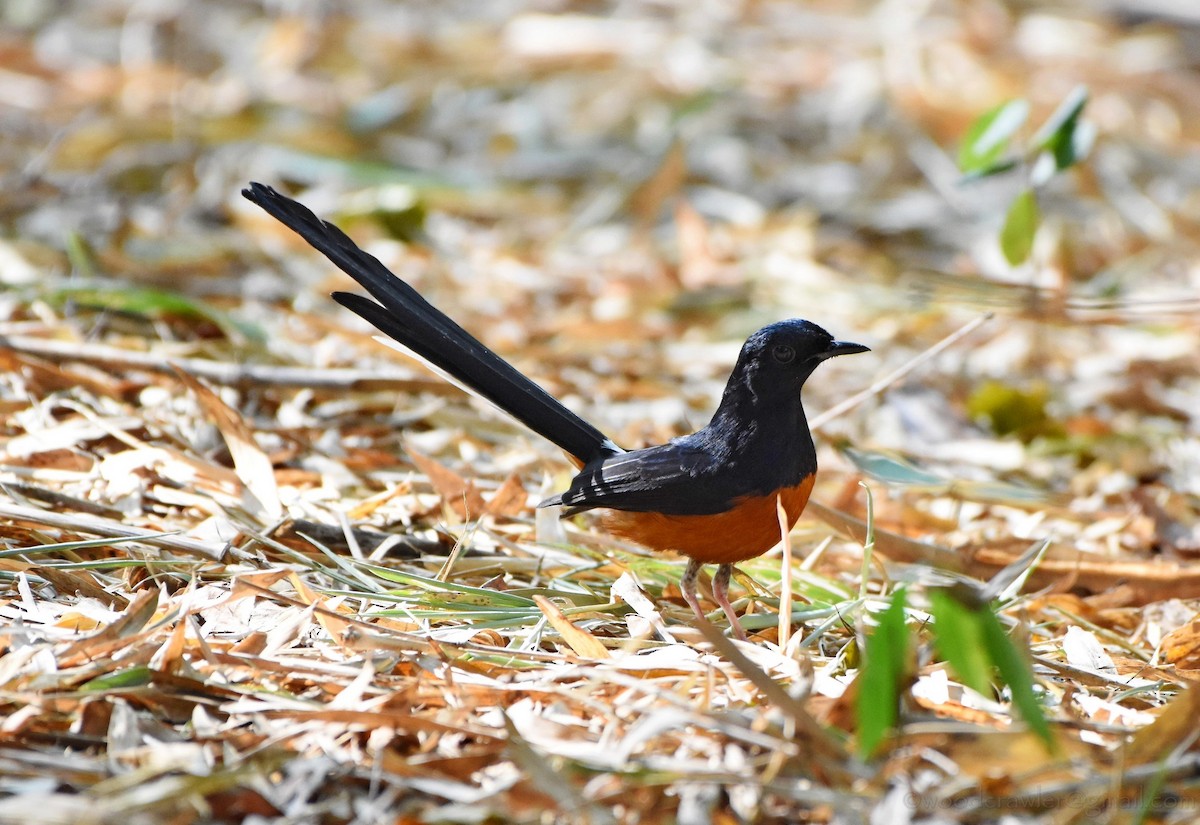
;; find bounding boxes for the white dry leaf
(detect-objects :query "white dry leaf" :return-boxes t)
[611,708,697,764]
[149,484,226,514]
[535,502,568,546]
[411,762,522,805]
[1074,693,1155,728]
[610,572,675,643]
[133,741,213,775]
[1,705,42,735]
[0,646,50,689]
[871,780,918,825]
[0,240,38,284]
[219,695,318,716]
[1062,626,1117,676]
[728,639,806,685]
[106,698,142,756]
[812,664,852,700]
[625,614,655,638]
[196,589,289,638]
[190,705,218,739]
[506,697,615,766]
[329,660,377,710]
[3,415,142,459]
[186,516,242,547]
[504,14,666,61]
[913,668,1008,715]
[0,792,96,825]
[261,603,317,657]
[912,668,951,705]
[96,449,157,499]
[604,644,709,674]
[99,447,241,500]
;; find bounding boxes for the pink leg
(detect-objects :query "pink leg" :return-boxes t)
[680,558,706,623]
[712,563,747,640]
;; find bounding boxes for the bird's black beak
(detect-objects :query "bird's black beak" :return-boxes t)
[819,340,870,360]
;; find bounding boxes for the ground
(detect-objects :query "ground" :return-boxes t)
[1,2,1199,823]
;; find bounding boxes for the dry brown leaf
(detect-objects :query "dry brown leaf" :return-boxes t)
[0,347,123,398]
[629,139,686,226]
[31,563,128,607]
[485,472,529,518]
[290,572,352,648]
[675,199,721,289]
[228,568,292,600]
[346,481,412,519]
[533,595,609,659]
[148,604,189,673]
[172,365,282,521]
[58,588,159,667]
[407,446,487,519]
[1160,620,1200,669]
[1127,687,1200,765]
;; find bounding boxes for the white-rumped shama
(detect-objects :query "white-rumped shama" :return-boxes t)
[244,182,869,639]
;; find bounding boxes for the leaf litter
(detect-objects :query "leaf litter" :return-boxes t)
[1,1,1200,823]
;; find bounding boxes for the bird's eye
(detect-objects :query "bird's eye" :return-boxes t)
[771,344,796,364]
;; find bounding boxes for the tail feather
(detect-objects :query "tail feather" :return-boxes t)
[242,182,619,464]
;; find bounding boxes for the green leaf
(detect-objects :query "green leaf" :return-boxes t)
[980,610,1055,752]
[929,589,992,696]
[841,447,1056,506]
[359,563,537,608]
[80,666,154,691]
[965,379,1055,440]
[931,588,1055,754]
[856,587,909,758]
[958,99,1029,175]
[959,158,1019,183]
[1000,188,1040,265]
[47,284,263,342]
[842,448,945,487]
[1032,85,1090,171]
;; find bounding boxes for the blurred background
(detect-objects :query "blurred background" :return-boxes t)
[1,0,1198,555]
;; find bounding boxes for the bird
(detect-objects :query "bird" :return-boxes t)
[243,182,868,639]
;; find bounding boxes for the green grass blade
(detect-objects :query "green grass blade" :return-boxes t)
[856,586,909,758]
[980,610,1055,752]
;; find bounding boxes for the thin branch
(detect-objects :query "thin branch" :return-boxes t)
[811,312,992,429]
[0,335,451,393]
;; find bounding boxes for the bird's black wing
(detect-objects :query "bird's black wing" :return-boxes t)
[540,440,741,517]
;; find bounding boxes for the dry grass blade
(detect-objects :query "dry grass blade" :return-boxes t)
[777,494,793,646]
[0,501,224,560]
[805,500,965,572]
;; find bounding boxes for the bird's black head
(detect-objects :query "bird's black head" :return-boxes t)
[736,319,869,392]
[707,319,868,423]
[701,318,868,452]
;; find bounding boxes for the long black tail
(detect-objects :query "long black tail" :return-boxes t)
[242,182,619,465]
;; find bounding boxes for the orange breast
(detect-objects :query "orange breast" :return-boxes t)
[599,474,815,564]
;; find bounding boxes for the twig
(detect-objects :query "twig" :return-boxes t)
[809,499,1200,604]
[810,312,992,429]
[0,500,225,560]
[0,335,452,393]
[694,616,855,779]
